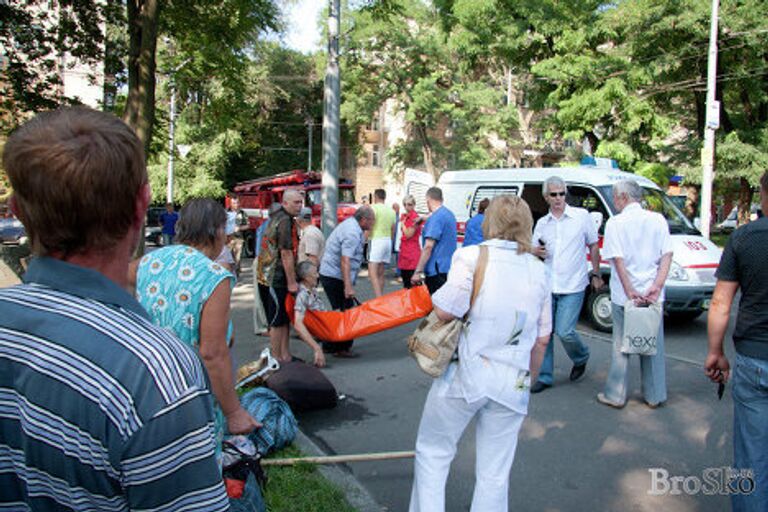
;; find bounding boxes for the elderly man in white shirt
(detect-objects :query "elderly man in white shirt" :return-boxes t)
[530,176,604,393]
[598,179,673,409]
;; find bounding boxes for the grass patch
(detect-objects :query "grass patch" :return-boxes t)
[263,445,357,512]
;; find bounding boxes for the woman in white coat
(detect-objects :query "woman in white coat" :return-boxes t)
[409,195,552,512]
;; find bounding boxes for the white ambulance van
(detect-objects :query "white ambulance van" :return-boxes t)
[404,160,721,332]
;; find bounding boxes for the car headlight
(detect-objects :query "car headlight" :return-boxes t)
[668,261,689,281]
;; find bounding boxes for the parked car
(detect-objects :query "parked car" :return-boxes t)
[144,207,166,246]
[717,204,762,231]
[0,217,27,245]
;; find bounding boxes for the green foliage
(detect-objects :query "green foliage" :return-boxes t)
[342,0,520,175]
[637,162,674,188]
[0,1,107,131]
[146,40,323,202]
[595,141,637,173]
[715,131,768,187]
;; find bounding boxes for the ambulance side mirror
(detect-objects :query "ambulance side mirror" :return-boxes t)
[590,211,603,231]
[693,217,702,229]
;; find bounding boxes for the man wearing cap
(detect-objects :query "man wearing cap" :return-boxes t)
[297,207,325,267]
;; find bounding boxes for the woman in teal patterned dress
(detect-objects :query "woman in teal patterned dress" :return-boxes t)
[130,198,260,463]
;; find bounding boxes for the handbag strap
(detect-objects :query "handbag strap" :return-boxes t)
[467,245,489,315]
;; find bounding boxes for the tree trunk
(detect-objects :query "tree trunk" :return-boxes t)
[123,0,160,155]
[415,123,438,181]
[585,131,599,155]
[737,177,753,226]
[685,185,700,221]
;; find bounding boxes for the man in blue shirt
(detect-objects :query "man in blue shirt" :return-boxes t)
[462,197,489,247]
[159,202,179,245]
[319,205,375,357]
[0,107,227,510]
[412,187,457,294]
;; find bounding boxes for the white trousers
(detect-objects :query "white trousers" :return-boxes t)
[409,383,526,512]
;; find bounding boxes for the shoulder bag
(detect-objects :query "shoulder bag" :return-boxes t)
[407,245,489,377]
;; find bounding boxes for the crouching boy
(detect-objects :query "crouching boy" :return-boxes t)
[294,261,327,367]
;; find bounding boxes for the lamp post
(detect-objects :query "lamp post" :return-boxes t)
[700,0,720,239]
[165,58,190,205]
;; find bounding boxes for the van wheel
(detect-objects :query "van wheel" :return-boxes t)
[586,288,612,333]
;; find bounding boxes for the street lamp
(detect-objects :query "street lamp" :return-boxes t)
[165,57,190,205]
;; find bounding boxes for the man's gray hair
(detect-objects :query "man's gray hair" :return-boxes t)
[355,205,375,222]
[613,180,644,202]
[542,176,567,196]
[296,260,316,282]
[283,189,303,202]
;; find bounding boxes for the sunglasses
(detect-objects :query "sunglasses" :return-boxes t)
[405,202,415,206]
[549,192,566,197]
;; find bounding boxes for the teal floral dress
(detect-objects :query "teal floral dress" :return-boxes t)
[136,245,235,464]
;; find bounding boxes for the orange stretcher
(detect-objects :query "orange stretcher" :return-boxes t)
[286,285,433,342]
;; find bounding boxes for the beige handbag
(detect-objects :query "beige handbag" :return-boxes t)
[408,245,489,377]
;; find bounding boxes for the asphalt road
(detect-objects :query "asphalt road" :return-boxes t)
[230,260,739,512]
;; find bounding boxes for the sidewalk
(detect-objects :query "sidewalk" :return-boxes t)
[230,260,734,512]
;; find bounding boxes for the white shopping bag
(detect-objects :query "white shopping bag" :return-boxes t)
[621,301,662,356]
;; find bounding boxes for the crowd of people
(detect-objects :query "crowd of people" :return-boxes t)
[0,107,765,512]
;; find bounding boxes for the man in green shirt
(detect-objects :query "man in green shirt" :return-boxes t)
[369,188,396,297]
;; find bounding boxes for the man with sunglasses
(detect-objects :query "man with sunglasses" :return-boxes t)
[530,176,603,393]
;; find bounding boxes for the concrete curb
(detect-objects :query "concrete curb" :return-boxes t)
[292,429,385,512]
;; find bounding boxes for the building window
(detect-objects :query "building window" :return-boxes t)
[371,145,380,167]
[370,113,380,131]
[564,139,574,149]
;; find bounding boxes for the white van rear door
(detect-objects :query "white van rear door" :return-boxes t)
[404,168,434,215]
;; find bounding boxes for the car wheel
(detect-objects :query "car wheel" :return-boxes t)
[586,287,613,333]
[666,310,704,323]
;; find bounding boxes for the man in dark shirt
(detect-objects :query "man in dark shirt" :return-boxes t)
[706,171,768,512]
[256,189,303,362]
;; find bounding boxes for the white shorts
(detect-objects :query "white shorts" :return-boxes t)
[368,238,392,264]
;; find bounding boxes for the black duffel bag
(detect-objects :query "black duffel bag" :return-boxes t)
[266,360,338,412]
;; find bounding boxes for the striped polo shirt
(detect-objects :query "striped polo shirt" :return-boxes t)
[0,257,228,511]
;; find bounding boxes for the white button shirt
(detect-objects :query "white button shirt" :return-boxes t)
[532,205,599,294]
[431,240,552,414]
[602,202,674,306]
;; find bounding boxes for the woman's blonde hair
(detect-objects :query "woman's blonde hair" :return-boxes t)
[481,195,533,254]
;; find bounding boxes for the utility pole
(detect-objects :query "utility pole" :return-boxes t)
[307,116,313,172]
[700,0,720,239]
[321,0,341,237]
[166,80,176,204]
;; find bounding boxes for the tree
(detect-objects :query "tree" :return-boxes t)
[0,1,106,132]
[121,0,280,154]
[342,0,521,178]
[144,42,324,202]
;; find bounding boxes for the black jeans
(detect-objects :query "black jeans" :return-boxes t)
[319,274,355,353]
[425,273,448,295]
[400,269,415,289]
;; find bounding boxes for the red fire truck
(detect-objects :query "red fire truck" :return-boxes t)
[230,169,357,257]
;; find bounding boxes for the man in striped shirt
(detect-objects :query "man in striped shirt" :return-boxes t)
[0,108,228,511]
